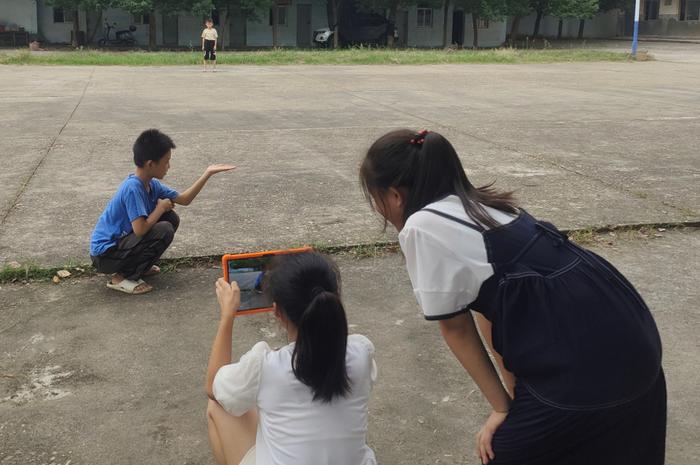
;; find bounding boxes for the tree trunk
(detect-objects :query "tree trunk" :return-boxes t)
[221,10,230,51]
[578,18,585,39]
[87,9,102,44]
[472,13,478,49]
[533,10,543,37]
[149,11,157,50]
[272,6,279,48]
[509,15,520,45]
[72,10,80,47]
[387,4,397,48]
[441,0,450,48]
[557,18,563,39]
[332,0,340,48]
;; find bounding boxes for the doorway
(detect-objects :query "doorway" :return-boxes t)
[230,8,247,48]
[162,14,178,46]
[452,10,464,46]
[397,10,408,47]
[297,4,312,47]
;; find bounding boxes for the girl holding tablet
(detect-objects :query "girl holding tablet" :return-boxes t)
[205,251,377,465]
[359,129,665,465]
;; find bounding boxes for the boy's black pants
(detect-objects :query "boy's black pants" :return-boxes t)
[91,211,179,281]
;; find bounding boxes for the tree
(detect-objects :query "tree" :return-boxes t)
[551,0,597,39]
[505,0,530,43]
[552,0,599,39]
[442,0,450,48]
[118,0,210,49]
[454,0,506,48]
[213,0,273,49]
[356,0,417,48]
[529,0,552,37]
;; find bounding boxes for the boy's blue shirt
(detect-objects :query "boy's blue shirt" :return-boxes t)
[90,174,179,256]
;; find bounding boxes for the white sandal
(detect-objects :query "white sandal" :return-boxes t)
[106,278,151,295]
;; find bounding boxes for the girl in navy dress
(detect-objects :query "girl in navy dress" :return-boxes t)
[359,129,666,465]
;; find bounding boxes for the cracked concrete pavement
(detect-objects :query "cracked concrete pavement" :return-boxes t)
[0,42,699,266]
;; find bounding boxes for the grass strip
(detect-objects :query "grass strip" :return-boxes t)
[0,48,630,66]
[1,223,696,284]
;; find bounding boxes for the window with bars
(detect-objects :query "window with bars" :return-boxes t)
[417,8,433,28]
[133,14,150,25]
[269,6,288,26]
[53,8,67,23]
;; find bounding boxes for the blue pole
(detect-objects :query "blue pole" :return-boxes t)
[632,0,641,56]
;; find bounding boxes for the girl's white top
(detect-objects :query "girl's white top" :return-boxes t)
[398,195,516,320]
[213,334,377,465]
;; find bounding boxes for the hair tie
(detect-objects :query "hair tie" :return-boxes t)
[409,129,429,146]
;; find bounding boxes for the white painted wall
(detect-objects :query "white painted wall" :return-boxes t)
[404,6,505,48]
[659,0,679,17]
[407,6,447,47]
[100,8,151,45]
[37,0,73,43]
[178,13,204,48]
[0,0,38,33]
[512,10,621,38]
[464,15,507,47]
[247,9,296,47]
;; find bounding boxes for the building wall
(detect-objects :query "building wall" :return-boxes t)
[246,8,296,47]
[178,13,204,48]
[404,6,505,48]
[100,8,161,46]
[659,0,679,18]
[37,0,73,43]
[0,0,38,33]
[513,10,621,38]
[639,18,700,36]
[464,15,507,47]
[407,6,448,47]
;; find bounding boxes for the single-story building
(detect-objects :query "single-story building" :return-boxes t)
[6,0,697,48]
[0,0,509,48]
[636,0,700,37]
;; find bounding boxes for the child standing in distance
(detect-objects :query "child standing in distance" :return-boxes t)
[90,129,235,295]
[359,129,665,465]
[202,18,218,72]
[206,252,377,465]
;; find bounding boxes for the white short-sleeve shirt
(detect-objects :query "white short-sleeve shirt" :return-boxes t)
[202,28,218,41]
[398,195,516,320]
[213,334,377,465]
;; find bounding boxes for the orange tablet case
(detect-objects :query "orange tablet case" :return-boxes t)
[222,246,313,316]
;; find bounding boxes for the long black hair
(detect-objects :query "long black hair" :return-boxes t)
[265,251,350,403]
[360,129,518,229]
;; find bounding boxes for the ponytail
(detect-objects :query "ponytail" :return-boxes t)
[293,290,350,403]
[265,252,351,403]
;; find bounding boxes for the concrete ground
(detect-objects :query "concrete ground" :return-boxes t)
[1,41,699,464]
[1,42,699,266]
[0,229,698,465]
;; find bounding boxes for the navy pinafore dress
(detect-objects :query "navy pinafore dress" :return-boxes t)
[422,207,667,465]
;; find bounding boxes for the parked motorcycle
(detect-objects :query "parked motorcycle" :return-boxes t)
[98,20,137,47]
[313,27,334,48]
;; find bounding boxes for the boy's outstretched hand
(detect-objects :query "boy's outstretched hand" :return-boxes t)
[205,164,236,177]
[174,164,236,206]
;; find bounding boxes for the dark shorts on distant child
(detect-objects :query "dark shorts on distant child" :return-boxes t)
[204,40,216,61]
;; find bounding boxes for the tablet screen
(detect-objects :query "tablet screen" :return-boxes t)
[226,256,273,311]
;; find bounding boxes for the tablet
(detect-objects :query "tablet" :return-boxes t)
[221,247,313,316]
